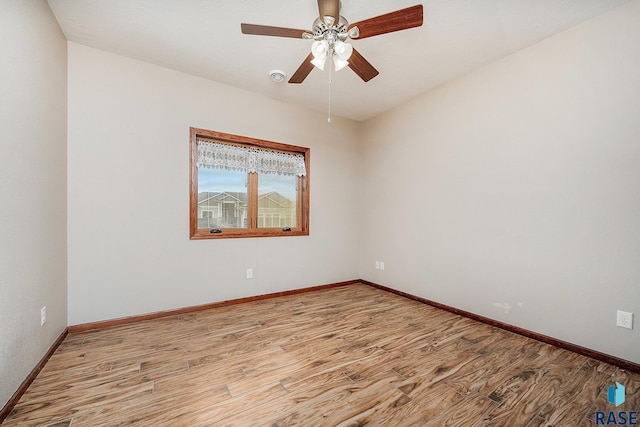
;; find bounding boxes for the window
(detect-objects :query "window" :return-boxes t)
[190,128,309,239]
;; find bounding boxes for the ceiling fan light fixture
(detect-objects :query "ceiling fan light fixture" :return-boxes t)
[332,56,349,71]
[311,56,327,71]
[311,40,328,58]
[333,40,352,60]
[311,40,329,70]
[241,3,423,85]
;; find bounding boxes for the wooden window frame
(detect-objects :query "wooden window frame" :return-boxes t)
[190,127,310,240]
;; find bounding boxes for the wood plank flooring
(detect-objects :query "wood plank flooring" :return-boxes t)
[3,284,639,426]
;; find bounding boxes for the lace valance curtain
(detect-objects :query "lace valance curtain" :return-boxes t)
[197,139,307,177]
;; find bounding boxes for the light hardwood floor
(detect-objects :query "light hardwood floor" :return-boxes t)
[3,284,639,426]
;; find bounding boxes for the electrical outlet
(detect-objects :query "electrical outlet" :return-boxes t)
[616,310,633,329]
[40,306,46,326]
[379,261,385,270]
[246,268,253,279]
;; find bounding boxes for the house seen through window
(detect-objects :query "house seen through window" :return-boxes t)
[190,128,309,239]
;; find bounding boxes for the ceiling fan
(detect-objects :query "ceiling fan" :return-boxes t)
[241,0,423,84]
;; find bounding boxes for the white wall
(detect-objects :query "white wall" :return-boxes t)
[360,1,640,363]
[67,43,361,325]
[0,0,68,409]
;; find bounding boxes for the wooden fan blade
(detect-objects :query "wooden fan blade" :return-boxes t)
[317,0,340,24]
[288,53,315,84]
[348,48,379,82]
[241,23,308,39]
[349,5,423,39]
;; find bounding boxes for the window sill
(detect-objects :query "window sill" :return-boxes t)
[190,229,309,240]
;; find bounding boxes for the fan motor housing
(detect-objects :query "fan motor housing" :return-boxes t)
[312,16,349,41]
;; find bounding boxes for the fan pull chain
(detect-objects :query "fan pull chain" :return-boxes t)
[328,49,332,123]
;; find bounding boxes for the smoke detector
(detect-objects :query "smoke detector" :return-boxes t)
[269,70,286,82]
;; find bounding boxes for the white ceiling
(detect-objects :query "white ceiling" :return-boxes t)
[47,0,630,122]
